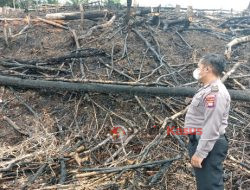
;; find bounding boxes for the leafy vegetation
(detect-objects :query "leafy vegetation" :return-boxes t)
[0,0,59,8]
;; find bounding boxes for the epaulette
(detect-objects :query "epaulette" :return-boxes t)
[211,84,219,92]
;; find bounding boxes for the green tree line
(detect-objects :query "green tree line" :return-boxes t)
[0,0,59,8]
[0,0,121,8]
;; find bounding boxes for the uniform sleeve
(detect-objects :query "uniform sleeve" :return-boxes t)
[194,92,227,159]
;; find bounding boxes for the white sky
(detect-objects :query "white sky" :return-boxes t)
[133,0,249,11]
[59,0,249,11]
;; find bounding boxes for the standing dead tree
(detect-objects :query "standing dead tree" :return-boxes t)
[125,0,132,25]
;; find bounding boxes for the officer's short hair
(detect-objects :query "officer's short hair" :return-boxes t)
[201,53,227,76]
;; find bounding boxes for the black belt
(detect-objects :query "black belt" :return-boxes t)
[188,134,227,143]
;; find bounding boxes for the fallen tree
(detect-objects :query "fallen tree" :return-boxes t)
[5,48,106,65]
[162,18,191,31]
[78,14,116,39]
[0,75,249,101]
[45,10,110,20]
[77,154,181,175]
[225,35,250,59]
[219,16,250,28]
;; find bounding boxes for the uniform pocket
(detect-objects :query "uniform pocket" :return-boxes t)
[191,99,200,106]
[191,92,204,107]
[190,98,204,114]
[187,141,198,158]
[213,138,228,161]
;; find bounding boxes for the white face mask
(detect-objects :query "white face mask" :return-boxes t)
[193,68,201,80]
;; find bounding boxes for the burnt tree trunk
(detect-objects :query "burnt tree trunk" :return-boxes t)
[0,75,250,102]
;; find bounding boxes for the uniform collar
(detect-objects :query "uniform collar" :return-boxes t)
[197,78,220,92]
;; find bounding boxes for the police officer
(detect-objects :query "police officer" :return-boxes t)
[184,53,231,190]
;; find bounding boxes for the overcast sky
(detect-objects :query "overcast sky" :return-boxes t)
[133,0,249,11]
[60,0,249,11]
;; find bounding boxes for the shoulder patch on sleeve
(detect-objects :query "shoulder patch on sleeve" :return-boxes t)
[205,94,216,108]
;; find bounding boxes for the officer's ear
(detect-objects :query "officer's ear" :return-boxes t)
[205,65,213,73]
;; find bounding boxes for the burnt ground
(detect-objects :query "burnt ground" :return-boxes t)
[0,6,250,190]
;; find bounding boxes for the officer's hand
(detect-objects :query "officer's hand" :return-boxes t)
[191,155,203,168]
